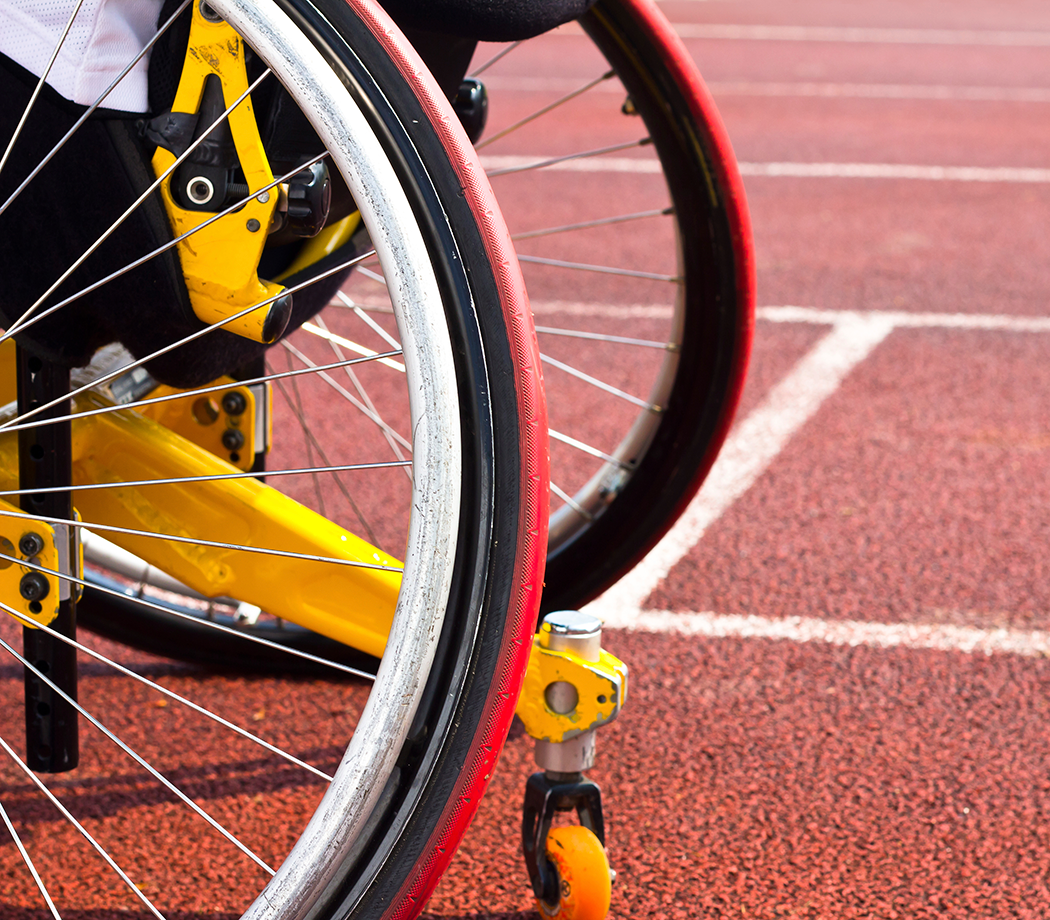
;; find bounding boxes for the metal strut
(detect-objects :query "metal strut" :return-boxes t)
[17,345,78,772]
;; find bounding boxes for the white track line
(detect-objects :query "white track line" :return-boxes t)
[483,156,1050,184]
[484,77,1050,104]
[531,301,1050,331]
[583,305,1050,654]
[597,609,1050,658]
[759,305,1050,332]
[586,313,896,620]
[739,162,1050,183]
[671,23,1050,47]
[706,81,1050,103]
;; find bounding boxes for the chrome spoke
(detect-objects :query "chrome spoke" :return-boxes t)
[541,353,655,410]
[283,355,328,517]
[469,41,522,77]
[355,265,387,286]
[312,313,412,478]
[485,137,651,177]
[1,151,331,345]
[536,325,671,349]
[0,733,166,920]
[270,365,382,546]
[335,291,401,351]
[0,461,412,503]
[301,322,406,372]
[0,0,193,220]
[1,603,338,776]
[5,550,375,677]
[476,69,617,149]
[511,207,673,241]
[550,481,594,521]
[0,799,61,920]
[0,347,399,436]
[0,505,401,572]
[279,340,412,449]
[549,428,632,469]
[0,0,90,181]
[518,254,681,282]
[0,248,374,433]
[0,631,276,875]
[3,67,274,337]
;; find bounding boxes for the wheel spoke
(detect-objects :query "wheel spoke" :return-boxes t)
[549,481,594,521]
[335,292,402,348]
[0,152,332,345]
[3,547,374,677]
[0,732,166,920]
[0,249,374,434]
[3,67,274,338]
[536,325,671,350]
[0,460,411,500]
[0,505,401,573]
[301,321,406,372]
[270,365,383,545]
[476,70,617,149]
[311,312,412,476]
[0,347,400,436]
[279,340,412,448]
[0,632,277,875]
[549,428,632,469]
[0,0,91,181]
[0,0,193,220]
[485,137,651,178]
[511,206,673,241]
[0,798,62,920]
[541,353,655,410]
[469,40,522,77]
[518,254,681,282]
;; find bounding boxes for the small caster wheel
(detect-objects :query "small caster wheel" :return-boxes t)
[537,825,612,920]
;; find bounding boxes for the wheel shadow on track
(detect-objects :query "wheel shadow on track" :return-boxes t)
[0,746,340,829]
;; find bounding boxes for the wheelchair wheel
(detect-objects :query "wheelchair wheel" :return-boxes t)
[0,0,546,917]
[474,0,755,613]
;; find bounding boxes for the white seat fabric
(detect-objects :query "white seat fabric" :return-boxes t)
[0,0,161,111]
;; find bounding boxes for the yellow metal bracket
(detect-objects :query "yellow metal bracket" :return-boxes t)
[136,379,260,471]
[0,499,78,628]
[516,632,629,744]
[151,1,287,343]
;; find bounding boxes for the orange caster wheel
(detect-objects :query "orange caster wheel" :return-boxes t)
[537,825,612,920]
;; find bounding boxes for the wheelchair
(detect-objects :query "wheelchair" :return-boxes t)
[0,0,753,916]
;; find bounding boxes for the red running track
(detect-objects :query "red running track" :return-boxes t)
[3,0,1050,918]
[426,1,1050,918]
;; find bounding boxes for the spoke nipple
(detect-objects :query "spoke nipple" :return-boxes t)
[19,572,49,602]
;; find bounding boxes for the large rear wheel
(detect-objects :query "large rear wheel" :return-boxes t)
[0,0,547,915]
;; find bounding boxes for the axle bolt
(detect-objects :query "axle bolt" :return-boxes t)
[222,391,247,416]
[222,429,245,451]
[19,573,49,602]
[18,533,45,558]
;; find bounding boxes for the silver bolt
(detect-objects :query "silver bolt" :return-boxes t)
[198,0,223,21]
